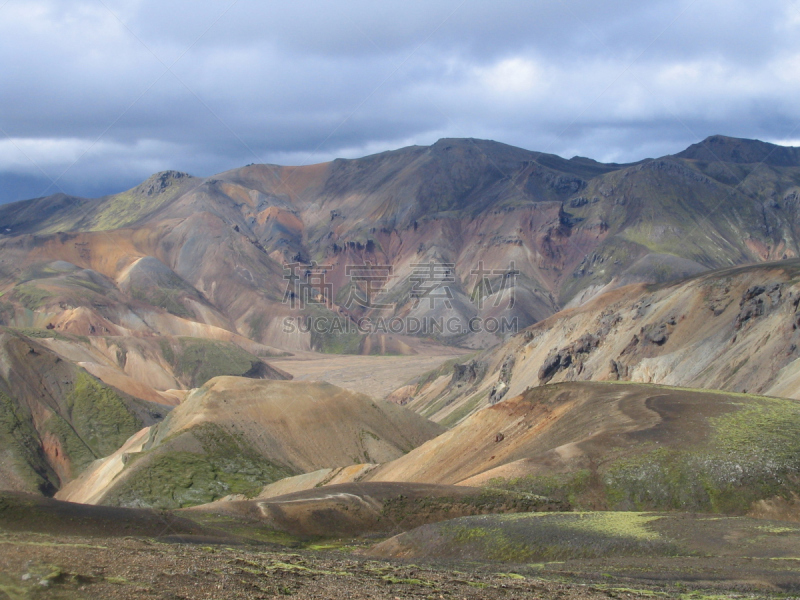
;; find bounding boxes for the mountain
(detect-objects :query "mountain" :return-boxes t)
[675,134,800,166]
[398,259,800,424]
[1,135,800,352]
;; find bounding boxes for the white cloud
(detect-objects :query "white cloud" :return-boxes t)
[1,0,800,201]
[474,57,548,96]
[0,138,187,179]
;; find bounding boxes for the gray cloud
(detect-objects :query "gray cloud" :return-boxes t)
[1,0,799,202]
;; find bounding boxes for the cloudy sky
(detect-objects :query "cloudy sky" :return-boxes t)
[1,0,799,203]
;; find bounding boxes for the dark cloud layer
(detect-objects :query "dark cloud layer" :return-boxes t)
[1,0,798,202]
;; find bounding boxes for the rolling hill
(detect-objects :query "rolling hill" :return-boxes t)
[57,377,444,508]
[199,380,800,517]
[0,329,172,495]
[369,381,800,514]
[184,482,565,539]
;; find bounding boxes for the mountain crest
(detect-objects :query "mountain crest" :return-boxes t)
[675,134,800,166]
[133,170,194,197]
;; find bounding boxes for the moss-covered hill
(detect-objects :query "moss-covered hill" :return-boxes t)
[65,378,445,509]
[370,510,800,564]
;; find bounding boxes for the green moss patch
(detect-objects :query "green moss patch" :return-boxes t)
[162,337,268,387]
[104,423,291,509]
[11,285,53,310]
[65,371,143,460]
[9,327,73,342]
[603,396,800,513]
[486,470,592,508]
[419,512,679,562]
[0,392,56,494]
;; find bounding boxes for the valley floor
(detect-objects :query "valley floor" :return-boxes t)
[272,346,467,399]
[1,529,799,600]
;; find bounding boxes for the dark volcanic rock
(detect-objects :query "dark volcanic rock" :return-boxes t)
[538,334,600,384]
[735,283,782,330]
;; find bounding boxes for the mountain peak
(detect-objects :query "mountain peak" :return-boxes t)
[129,170,194,197]
[675,135,800,166]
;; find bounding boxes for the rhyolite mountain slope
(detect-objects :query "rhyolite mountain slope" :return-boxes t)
[366,381,800,514]
[1,135,800,351]
[395,259,800,425]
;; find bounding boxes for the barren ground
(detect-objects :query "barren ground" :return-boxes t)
[271,346,467,399]
[4,528,800,600]
[0,530,777,600]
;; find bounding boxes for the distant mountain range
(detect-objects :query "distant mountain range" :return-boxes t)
[1,134,799,354]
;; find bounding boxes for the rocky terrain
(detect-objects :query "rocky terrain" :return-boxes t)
[3,491,800,599]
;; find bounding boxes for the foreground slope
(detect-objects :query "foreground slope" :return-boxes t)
[403,259,800,423]
[366,381,800,513]
[4,490,800,597]
[371,511,800,566]
[185,482,565,538]
[58,377,444,508]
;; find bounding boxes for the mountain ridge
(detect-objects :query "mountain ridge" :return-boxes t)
[1,134,799,354]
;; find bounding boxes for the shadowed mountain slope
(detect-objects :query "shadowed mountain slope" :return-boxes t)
[0,329,172,496]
